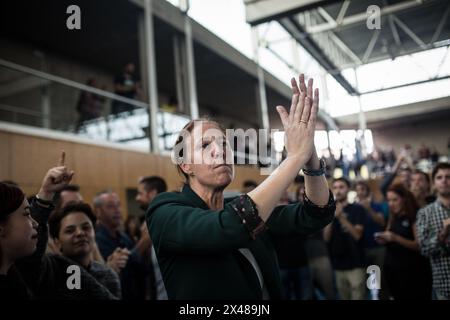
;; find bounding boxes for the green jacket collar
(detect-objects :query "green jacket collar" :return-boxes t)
[181,184,234,210]
[181,184,210,209]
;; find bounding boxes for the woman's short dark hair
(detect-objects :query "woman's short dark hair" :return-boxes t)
[49,202,96,239]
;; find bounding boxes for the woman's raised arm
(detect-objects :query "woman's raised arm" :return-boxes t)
[248,74,331,222]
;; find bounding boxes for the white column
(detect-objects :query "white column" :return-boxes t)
[252,26,269,129]
[143,0,160,153]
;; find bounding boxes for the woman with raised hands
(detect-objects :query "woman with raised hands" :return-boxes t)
[146,74,336,300]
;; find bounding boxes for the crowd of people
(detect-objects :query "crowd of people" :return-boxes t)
[264,158,450,300]
[323,142,448,181]
[0,152,166,299]
[1,73,449,301]
[1,150,449,300]
[0,149,450,300]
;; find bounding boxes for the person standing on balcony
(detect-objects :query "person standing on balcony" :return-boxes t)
[75,78,105,132]
[111,63,141,116]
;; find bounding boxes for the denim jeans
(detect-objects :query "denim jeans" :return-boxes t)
[280,266,313,300]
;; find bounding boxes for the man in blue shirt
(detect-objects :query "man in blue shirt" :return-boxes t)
[94,190,151,299]
[355,180,389,300]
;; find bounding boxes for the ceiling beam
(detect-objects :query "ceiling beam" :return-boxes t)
[335,96,450,128]
[280,16,358,95]
[388,14,402,46]
[243,0,342,26]
[316,7,362,65]
[362,29,381,63]
[336,0,351,25]
[391,15,427,49]
[306,0,424,34]
[359,74,450,95]
[430,3,450,44]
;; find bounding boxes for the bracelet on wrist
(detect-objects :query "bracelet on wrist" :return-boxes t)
[303,158,326,176]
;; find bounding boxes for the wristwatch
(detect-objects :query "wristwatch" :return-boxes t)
[303,158,326,176]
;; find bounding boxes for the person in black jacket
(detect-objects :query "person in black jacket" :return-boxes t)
[0,182,39,298]
[375,183,432,300]
[324,178,367,300]
[273,191,313,300]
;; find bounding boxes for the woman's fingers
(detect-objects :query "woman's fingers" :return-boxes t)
[289,78,299,123]
[307,78,313,100]
[291,77,300,95]
[300,96,312,124]
[293,74,309,123]
[299,74,307,93]
[46,167,74,188]
[308,88,319,127]
[287,74,317,125]
[58,150,66,167]
[276,106,289,128]
[293,92,306,123]
[288,97,299,124]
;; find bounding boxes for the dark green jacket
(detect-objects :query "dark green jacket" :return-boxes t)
[146,184,335,300]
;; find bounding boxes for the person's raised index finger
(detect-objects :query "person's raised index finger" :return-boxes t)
[58,150,66,167]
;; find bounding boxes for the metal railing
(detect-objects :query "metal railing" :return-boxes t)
[0,58,191,152]
[0,58,279,166]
